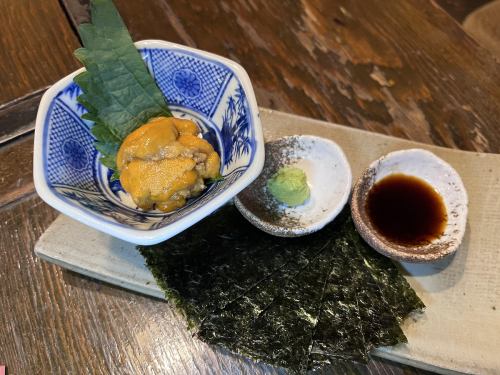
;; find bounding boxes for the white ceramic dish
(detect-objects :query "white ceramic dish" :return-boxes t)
[351,149,468,262]
[235,135,352,237]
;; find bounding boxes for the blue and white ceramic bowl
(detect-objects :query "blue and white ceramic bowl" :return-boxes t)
[34,40,264,245]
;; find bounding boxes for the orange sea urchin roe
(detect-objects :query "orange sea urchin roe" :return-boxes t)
[116,117,220,212]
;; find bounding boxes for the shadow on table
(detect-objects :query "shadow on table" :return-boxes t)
[399,222,470,293]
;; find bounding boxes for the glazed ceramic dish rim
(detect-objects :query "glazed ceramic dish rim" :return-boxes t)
[33,39,265,245]
[351,148,468,262]
[235,134,352,237]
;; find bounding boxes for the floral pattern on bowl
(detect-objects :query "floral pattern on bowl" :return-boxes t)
[34,40,264,245]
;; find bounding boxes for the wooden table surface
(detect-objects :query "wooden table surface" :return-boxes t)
[1,1,499,374]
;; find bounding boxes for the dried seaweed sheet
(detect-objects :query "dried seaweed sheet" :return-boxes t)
[140,205,338,328]
[308,225,404,370]
[200,247,336,373]
[308,215,424,370]
[352,231,425,321]
[139,205,424,374]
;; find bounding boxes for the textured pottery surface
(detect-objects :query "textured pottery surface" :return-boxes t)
[235,135,352,237]
[35,109,500,375]
[34,40,264,245]
[350,149,468,262]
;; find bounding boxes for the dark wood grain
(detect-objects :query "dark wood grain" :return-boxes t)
[2,0,500,373]
[108,0,500,154]
[0,0,80,106]
[0,89,45,144]
[0,134,34,209]
[60,0,90,30]
[436,0,491,22]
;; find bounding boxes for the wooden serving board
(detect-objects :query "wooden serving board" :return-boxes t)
[35,108,500,375]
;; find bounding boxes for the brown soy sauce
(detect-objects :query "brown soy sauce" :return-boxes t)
[366,174,447,246]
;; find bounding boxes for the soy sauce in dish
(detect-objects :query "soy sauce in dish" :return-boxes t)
[366,174,447,246]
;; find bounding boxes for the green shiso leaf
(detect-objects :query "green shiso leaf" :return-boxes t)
[139,206,425,374]
[73,0,171,172]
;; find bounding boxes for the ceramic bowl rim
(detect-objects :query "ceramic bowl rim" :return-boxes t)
[33,39,265,245]
[350,148,468,262]
[235,134,352,237]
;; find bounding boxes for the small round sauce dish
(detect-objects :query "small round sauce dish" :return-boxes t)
[235,135,352,237]
[351,148,468,262]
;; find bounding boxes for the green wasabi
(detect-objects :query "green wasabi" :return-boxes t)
[267,167,310,206]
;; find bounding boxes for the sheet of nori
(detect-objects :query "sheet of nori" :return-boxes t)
[352,230,425,321]
[140,205,337,329]
[139,205,425,374]
[307,216,408,371]
[199,246,336,373]
[309,217,423,372]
